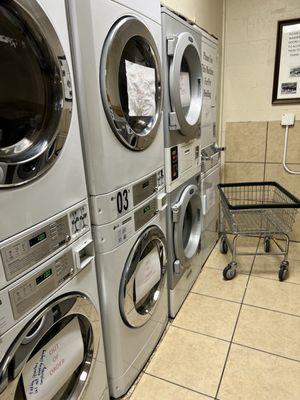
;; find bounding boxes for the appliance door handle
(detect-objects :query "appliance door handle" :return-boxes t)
[202,194,208,216]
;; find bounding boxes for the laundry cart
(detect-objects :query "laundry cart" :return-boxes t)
[218,182,300,281]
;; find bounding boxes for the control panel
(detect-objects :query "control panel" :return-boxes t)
[170,146,179,181]
[0,201,90,287]
[93,194,161,254]
[9,250,74,320]
[90,168,164,225]
[165,139,201,193]
[0,232,94,335]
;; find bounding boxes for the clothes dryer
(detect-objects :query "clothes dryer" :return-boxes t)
[0,232,109,400]
[110,0,161,24]
[92,192,168,398]
[0,0,87,241]
[67,0,165,224]
[161,7,203,193]
[167,171,203,317]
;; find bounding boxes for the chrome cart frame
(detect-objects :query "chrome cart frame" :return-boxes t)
[218,182,300,281]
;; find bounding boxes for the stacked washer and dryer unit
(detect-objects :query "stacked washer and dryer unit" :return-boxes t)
[198,27,222,266]
[161,7,204,318]
[67,0,168,398]
[0,1,108,400]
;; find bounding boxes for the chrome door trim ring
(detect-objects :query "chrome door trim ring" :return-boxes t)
[0,0,72,186]
[169,32,203,136]
[100,16,162,151]
[0,293,100,399]
[119,225,167,328]
[173,184,202,263]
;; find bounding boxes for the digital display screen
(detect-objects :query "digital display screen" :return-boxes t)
[142,180,149,189]
[36,268,52,285]
[143,205,151,214]
[29,232,47,247]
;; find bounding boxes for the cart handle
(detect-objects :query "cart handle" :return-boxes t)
[218,181,300,210]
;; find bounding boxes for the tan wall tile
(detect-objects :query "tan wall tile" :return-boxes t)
[223,0,300,122]
[264,163,300,198]
[266,121,300,163]
[264,163,300,242]
[291,214,300,242]
[223,162,264,183]
[225,122,267,162]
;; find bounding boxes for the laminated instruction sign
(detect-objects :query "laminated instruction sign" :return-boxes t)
[22,317,84,400]
[273,19,300,104]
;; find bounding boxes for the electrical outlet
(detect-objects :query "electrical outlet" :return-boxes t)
[281,113,295,126]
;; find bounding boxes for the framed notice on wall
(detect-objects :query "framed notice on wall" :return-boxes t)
[272,19,300,104]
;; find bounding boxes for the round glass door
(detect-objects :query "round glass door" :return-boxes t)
[169,32,203,137]
[173,184,202,262]
[101,16,162,151]
[0,294,100,399]
[119,226,167,328]
[0,0,72,186]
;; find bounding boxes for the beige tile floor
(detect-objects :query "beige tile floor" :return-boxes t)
[121,238,300,400]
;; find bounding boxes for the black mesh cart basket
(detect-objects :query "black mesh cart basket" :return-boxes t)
[218,182,300,281]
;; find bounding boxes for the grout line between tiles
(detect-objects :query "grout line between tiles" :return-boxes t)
[250,272,300,286]
[214,239,260,398]
[224,161,265,164]
[204,264,251,276]
[171,323,231,344]
[263,121,268,181]
[242,302,300,319]
[232,341,300,364]
[144,371,215,399]
[189,290,242,305]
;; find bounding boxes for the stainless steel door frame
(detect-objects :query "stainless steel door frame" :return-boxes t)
[168,32,203,136]
[0,0,72,186]
[172,184,202,263]
[0,294,100,399]
[101,16,162,151]
[119,225,167,328]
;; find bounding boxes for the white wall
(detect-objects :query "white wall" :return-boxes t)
[161,0,223,39]
[223,0,300,123]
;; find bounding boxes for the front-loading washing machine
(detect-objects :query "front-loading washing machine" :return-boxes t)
[92,192,168,398]
[0,0,88,241]
[0,232,109,400]
[66,0,165,225]
[167,171,203,317]
[161,7,203,193]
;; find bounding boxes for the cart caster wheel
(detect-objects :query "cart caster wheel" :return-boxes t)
[220,238,228,254]
[278,261,289,282]
[223,264,236,280]
[264,238,271,253]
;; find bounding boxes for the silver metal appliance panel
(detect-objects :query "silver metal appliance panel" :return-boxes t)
[161,8,203,148]
[0,200,90,289]
[167,172,202,290]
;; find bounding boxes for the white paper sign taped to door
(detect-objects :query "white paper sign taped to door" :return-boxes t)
[180,72,191,107]
[22,317,84,400]
[125,60,156,117]
[135,247,161,303]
